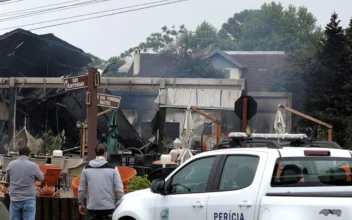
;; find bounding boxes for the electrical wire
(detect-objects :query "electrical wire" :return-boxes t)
[0,0,111,22]
[0,0,23,5]
[28,0,187,31]
[0,0,81,17]
[0,0,175,31]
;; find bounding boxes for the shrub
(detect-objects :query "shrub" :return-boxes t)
[126,175,151,192]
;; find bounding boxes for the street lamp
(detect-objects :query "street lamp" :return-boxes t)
[76,121,81,129]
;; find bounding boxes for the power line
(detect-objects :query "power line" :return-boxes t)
[0,0,179,31]
[0,0,110,21]
[0,0,23,5]
[0,0,81,17]
[28,0,187,31]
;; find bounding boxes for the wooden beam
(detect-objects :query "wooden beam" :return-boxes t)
[97,108,113,117]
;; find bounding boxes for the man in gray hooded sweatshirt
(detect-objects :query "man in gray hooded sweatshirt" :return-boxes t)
[78,144,124,220]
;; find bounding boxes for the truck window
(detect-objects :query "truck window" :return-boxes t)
[271,157,352,187]
[170,157,215,194]
[218,155,259,191]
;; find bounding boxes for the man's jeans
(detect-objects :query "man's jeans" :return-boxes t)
[9,200,36,220]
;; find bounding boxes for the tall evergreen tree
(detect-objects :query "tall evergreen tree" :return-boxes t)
[305,13,352,147]
[346,18,352,49]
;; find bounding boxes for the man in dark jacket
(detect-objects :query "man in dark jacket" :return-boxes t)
[6,147,44,220]
[78,144,124,220]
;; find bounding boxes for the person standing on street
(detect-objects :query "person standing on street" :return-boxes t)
[6,147,44,220]
[78,144,124,220]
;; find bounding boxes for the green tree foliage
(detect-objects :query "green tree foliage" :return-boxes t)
[346,18,352,48]
[86,54,126,77]
[103,56,126,77]
[270,45,318,111]
[126,175,151,192]
[270,45,319,132]
[218,9,258,50]
[305,13,352,147]
[121,22,224,57]
[272,13,352,147]
[307,13,350,115]
[219,2,322,51]
[193,21,218,50]
[166,53,223,79]
[120,25,189,57]
[40,130,66,155]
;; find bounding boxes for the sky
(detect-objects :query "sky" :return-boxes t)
[0,0,351,60]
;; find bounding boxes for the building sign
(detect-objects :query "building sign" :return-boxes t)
[63,75,88,90]
[97,93,121,109]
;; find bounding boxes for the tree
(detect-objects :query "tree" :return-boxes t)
[120,25,190,57]
[218,10,258,49]
[193,21,218,50]
[304,13,352,147]
[270,44,318,111]
[108,56,126,67]
[120,22,226,57]
[103,56,126,77]
[346,18,352,48]
[270,44,319,132]
[219,2,322,51]
[166,53,223,78]
[271,13,352,147]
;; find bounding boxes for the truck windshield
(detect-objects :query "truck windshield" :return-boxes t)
[271,157,352,187]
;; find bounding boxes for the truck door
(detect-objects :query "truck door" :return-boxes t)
[207,152,268,220]
[154,156,219,220]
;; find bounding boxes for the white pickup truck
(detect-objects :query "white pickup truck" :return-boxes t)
[113,139,352,220]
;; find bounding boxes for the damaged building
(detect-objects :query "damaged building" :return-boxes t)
[114,48,292,150]
[0,29,292,154]
[0,29,146,154]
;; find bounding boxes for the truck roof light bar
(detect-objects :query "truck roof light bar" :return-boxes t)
[250,133,308,140]
[228,132,248,138]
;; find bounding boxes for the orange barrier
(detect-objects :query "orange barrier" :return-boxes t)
[72,166,137,198]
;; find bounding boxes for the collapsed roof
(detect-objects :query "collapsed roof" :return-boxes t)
[0,29,144,153]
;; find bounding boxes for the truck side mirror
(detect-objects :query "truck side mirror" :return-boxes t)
[150,179,166,195]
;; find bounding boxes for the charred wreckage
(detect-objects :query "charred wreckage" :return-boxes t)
[0,29,146,154]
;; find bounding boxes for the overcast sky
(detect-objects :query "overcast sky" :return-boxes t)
[0,0,351,60]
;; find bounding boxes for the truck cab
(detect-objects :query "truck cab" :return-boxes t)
[113,134,352,220]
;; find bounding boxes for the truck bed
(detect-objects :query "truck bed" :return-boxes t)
[260,192,352,220]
